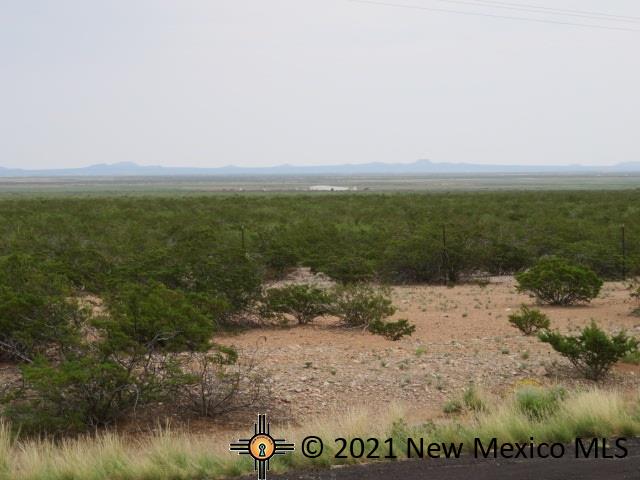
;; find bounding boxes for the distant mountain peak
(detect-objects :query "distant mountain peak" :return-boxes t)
[0,160,639,177]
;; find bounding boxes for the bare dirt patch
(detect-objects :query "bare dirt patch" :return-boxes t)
[220,277,640,424]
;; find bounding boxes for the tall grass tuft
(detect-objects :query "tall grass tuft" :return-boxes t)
[0,421,12,480]
[1,388,639,479]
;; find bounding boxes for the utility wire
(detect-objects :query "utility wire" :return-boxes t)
[430,0,640,23]
[346,0,640,32]
[459,0,640,22]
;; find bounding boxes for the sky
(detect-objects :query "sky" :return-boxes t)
[1,0,639,169]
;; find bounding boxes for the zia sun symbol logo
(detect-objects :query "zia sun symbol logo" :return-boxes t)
[230,414,295,480]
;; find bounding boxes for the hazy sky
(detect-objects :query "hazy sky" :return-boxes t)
[1,0,639,169]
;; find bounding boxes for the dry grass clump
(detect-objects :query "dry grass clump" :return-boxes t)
[436,387,640,449]
[1,389,639,480]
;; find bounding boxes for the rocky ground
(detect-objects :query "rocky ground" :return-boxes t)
[222,275,640,424]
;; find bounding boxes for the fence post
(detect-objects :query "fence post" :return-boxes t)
[441,224,449,285]
[621,224,626,280]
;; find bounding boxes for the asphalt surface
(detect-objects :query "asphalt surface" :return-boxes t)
[247,439,640,480]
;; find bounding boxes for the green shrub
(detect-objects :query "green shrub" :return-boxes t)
[4,355,138,433]
[0,254,86,363]
[508,305,550,335]
[322,255,375,284]
[161,235,265,321]
[539,321,638,380]
[186,252,264,318]
[4,346,240,434]
[380,236,442,283]
[262,284,334,324]
[2,281,233,434]
[333,284,396,327]
[368,318,416,341]
[96,282,215,353]
[255,230,300,279]
[515,256,603,305]
[515,386,566,420]
[331,284,415,340]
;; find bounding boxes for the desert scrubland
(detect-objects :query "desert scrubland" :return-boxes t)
[1,190,640,479]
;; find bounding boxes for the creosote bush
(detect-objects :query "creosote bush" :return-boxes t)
[97,281,215,352]
[0,254,87,363]
[332,283,415,340]
[5,354,140,433]
[262,284,335,324]
[508,305,550,335]
[516,256,603,305]
[368,319,415,341]
[333,284,396,327]
[539,321,638,380]
[0,280,239,435]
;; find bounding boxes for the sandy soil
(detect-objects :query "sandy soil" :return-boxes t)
[220,277,640,424]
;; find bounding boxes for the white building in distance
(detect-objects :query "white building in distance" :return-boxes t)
[308,185,357,192]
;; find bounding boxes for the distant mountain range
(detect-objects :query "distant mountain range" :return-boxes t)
[1,160,640,177]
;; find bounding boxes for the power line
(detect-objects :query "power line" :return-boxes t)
[346,0,640,32]
[460,0,640,22]
[430,0,640,23]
